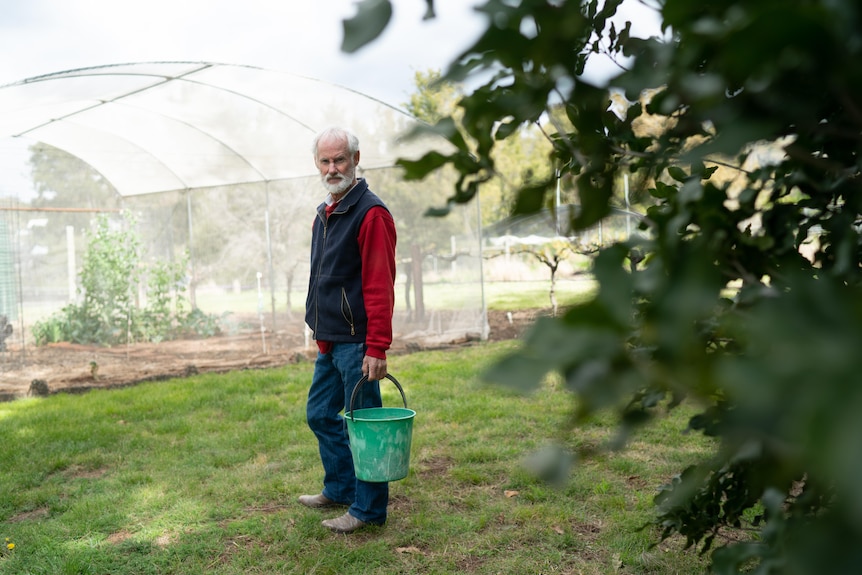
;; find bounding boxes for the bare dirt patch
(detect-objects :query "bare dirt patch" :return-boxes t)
[61,465,109,480]
[0,310,539,402]
[105,530,134,545]
[7,507,50,523]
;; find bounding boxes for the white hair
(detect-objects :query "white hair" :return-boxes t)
[312,127,360,159]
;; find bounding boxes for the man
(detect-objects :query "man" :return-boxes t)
[299,126,397,533]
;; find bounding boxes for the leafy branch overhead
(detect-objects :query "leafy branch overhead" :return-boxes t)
[345,0,862,572]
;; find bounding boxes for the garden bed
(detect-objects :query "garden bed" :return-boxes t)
[0,309,537,401]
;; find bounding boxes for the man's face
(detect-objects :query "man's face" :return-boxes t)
[316,136,359,196]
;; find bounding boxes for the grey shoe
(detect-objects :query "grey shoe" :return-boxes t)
[298,493,344,509]
[322,512,367,534]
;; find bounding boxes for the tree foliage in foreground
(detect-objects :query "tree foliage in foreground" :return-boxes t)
[346,0,862,572]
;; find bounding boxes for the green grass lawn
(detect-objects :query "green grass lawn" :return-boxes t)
[192,278,596,316]
[0,342,714,574]
[481,278,596,310]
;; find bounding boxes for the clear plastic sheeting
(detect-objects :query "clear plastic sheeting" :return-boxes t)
[0,62,432,196]
[0,62,486,383]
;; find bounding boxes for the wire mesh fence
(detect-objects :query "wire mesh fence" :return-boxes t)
[0,164,487,373]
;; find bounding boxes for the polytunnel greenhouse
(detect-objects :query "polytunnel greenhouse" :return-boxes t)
[0,62,488,396]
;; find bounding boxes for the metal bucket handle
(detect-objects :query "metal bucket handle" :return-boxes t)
[348,373,407,421]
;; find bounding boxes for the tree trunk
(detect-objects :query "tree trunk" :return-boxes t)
[411,243,425,322]
[549,266,558,317]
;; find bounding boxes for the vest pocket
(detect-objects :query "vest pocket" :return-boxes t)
[340,287,356,336]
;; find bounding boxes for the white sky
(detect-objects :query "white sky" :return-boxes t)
[0,0,662,199]
[0,0,662,108]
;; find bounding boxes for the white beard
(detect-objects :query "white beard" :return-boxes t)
[321,166,355,195]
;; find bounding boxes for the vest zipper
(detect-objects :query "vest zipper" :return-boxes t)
[341,287,356,336]
[312,212,328,332]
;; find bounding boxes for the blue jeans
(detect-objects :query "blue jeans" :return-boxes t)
[306,342,389,524]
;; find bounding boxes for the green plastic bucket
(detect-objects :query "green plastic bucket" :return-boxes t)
[345,374,415,482]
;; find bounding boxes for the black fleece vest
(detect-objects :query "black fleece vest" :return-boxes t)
[305,179,388,342]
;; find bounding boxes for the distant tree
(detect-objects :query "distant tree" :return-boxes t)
[344,0,862,572]
[512,239,578,316]
[29,144,119,211]
[26,144,122,288]
[403,69,461,124]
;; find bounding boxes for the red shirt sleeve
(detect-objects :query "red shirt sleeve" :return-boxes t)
[358,206,397,359]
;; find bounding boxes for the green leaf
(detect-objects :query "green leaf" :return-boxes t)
[523,444,575,486]
[592,245,634,326]
[512,182,550,215]
[651,181,677,199]
[482,352,549,394]
[571,170,612,229]
[524,316,623,368]
[494,119,519,141]
[422,0,435,20]
[667,166,688,182]
[341,0,392,53]
[396,151,451,181]
[423,204,451,218]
